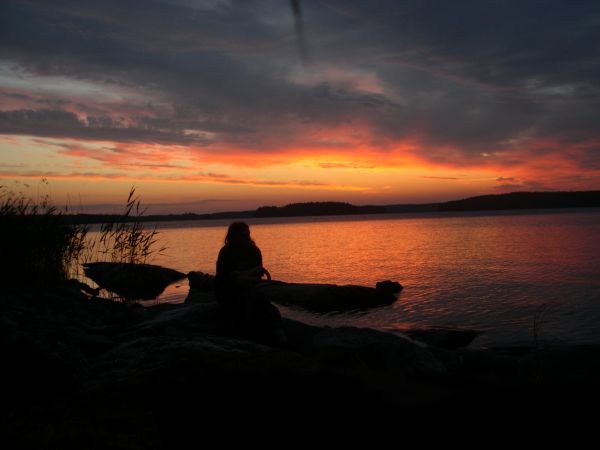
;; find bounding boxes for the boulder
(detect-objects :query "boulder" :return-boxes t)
[184,288,218,305]
[311,326,447,377]
[129,302,223,337]
[518,344,600,385]
[402,326,481,349]
[8,281,600,448]
[187,271,214,292]
[72,333,116,356]
[376,280,403,295]
[280,317,324,354]
[1,327,82,406]
[83,262,186,300]
[184,273,400,312]
[256,280,396,313]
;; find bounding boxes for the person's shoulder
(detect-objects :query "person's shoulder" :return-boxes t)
[217,245,231,258]
[250,244,262,262]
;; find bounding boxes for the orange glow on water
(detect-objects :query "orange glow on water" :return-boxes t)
[135,210,600,346]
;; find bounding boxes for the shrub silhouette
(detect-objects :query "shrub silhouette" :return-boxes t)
[0,182,87,286]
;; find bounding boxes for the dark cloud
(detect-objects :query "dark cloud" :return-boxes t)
[2,92,31,100]
[0,109,213,145]
[35,98,71,106]
[0,0,599,169]
[325,0,600,89]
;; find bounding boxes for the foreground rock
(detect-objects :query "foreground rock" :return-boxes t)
[310,326,447,377]
[401,326,481,349]
[83,262,186,300]
[3,282,600,447]
[187,270,215,292]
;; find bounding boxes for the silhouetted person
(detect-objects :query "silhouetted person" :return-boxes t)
[215,222,286,346]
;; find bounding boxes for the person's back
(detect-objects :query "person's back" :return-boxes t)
[214,222,285,346]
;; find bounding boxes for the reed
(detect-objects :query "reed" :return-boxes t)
[0,181,165,288]
[0,182,88,286]
[83,187,166,265]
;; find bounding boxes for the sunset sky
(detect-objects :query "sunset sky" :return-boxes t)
[1,0,600,213]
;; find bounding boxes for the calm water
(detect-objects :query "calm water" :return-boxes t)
[93,209,600,348]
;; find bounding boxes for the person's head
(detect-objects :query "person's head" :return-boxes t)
[224,221,255,247]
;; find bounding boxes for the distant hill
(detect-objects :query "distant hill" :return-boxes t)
[64,191,600,224]
[255,201,386,217]
[440,191,600,211]
[389,191,600,213]
[258,191,600,218]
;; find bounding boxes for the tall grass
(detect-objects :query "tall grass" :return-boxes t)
[0,182,88,286]
[0,182,165,288]
[84,187,166,265]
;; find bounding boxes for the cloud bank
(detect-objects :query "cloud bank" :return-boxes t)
[1,0,599,199]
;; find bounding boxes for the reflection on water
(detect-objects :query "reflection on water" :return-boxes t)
[89,209,600,347]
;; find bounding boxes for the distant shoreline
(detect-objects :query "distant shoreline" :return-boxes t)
[64,190,600,224]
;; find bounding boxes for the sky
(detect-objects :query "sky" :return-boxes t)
[1,0,600,214]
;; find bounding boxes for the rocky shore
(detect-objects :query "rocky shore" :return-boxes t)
[2,276,599,448]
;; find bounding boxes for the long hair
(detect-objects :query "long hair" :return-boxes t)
[224,221,256,247]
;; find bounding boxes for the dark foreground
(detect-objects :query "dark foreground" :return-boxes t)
[2,281,599,448]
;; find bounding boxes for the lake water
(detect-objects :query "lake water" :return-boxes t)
[91,209,600,348]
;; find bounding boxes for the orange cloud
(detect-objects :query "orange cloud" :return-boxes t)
[29,139,193,171]
[0,169,367,191]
